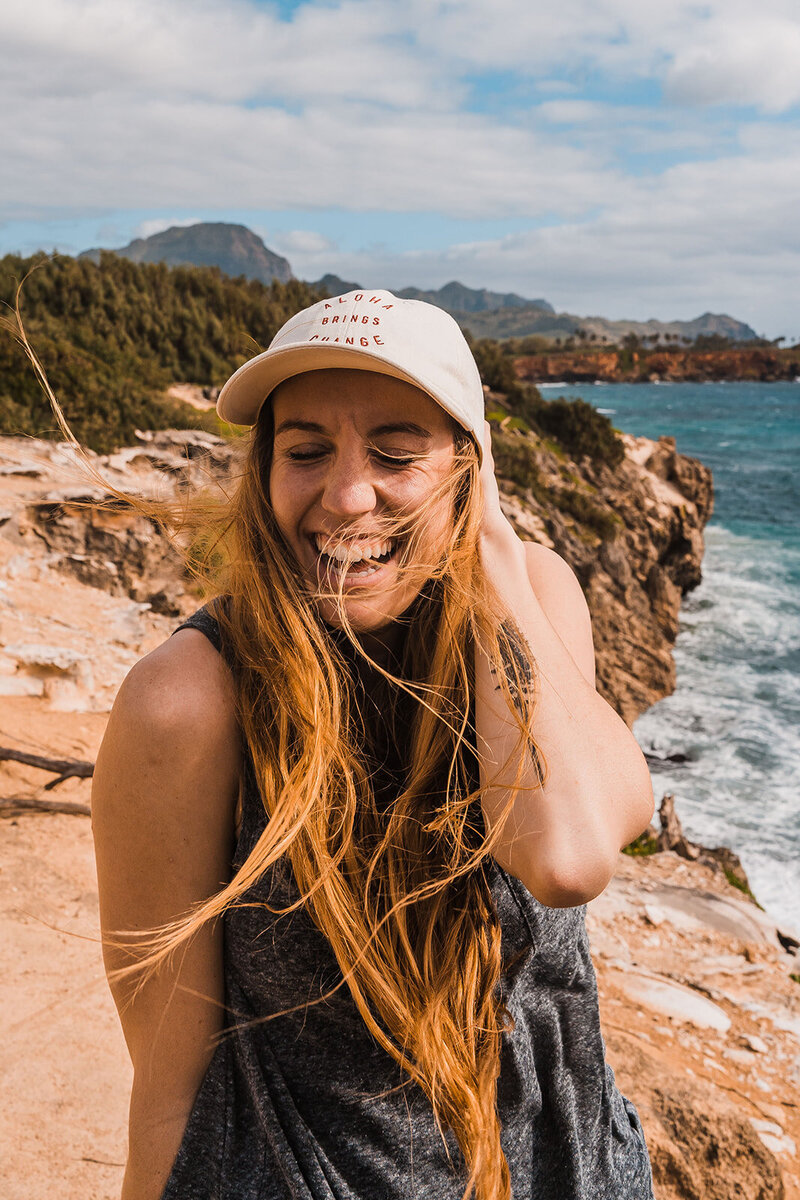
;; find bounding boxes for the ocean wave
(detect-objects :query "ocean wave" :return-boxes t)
[634,522,800,931]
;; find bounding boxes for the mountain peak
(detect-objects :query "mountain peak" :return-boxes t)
[80,221,292,285]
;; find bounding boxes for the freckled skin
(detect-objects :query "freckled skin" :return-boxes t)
[269,369,457,640]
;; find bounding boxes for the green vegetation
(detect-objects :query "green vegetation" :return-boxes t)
[490,431,543,490]
[489,427,620,542]
[0,253,322,451]
[0,254,626,474]
[500,334,554,356]
[722,868,764,910]
[690,333,731,351]
[467,333,625,469]
[556,487,622,540]
[622,830,659,857]
[528,396,625,469]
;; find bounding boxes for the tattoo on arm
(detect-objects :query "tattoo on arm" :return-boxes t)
[487,620,536,702]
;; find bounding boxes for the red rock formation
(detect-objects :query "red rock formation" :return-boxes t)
[514,347,800,384]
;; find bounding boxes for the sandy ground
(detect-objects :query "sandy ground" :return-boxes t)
[0,717,130,1200]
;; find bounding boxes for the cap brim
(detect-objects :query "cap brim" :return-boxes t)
[216,343,482,461]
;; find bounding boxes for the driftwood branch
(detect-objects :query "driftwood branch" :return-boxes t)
[0,746,94,789]
[0,796,91,817]
[0,745,94,817]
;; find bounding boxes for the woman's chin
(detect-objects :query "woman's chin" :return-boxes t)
[316,597,400,633]
[314,585,421,636]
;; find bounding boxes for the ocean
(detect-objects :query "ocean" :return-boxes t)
[539,380,800,935]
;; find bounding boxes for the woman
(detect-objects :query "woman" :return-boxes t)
[92,289,656,1200]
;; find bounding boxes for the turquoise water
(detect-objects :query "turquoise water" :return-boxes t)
[539,381,800,933]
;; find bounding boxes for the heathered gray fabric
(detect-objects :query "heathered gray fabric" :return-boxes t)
[161,604,655,1199]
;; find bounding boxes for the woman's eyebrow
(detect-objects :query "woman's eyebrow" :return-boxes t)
[368,423,432,440]
[274,419,328,436]
[274,419,433,440]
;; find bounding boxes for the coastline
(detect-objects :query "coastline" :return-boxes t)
[514,346,800,386]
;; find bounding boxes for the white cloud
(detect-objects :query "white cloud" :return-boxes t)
[1,0,799,335]
[0,0,448,109]
[665,16,800,113]
[409,0,800,116]
[5,0,800,115]
[0,94,619,221]
[278,144,800,335]
[270,229,337,255]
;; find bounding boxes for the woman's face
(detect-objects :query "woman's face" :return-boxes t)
[269,368,457,635]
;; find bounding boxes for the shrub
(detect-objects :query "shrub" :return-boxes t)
[490,431,542,490]
[555,488,621,540]
[527,396,625,468]
[622,830,659,857]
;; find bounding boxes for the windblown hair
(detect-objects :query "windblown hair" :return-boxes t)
[7,297,546,1200]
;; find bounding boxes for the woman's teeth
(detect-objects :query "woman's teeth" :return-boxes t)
[313,535,394,566]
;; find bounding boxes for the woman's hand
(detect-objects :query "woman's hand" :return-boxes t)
[478,419,528,573]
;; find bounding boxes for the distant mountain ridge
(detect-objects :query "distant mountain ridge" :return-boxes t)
[310,274,553,315]
[449,305,758,344]
[80,222,292,286]
[312,275,756,343]
[397,281,553,314]
[77,222,757,343]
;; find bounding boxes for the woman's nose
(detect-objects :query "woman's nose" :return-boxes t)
[320,454,377,518]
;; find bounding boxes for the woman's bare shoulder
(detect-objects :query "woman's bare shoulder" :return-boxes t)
[115,625,238,738]
[96,625,242,824]
[93,625,241,864]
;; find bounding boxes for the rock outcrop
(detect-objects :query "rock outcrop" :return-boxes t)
[589,848,799,1200]
[494,419,713,724]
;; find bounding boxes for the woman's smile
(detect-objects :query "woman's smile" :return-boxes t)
[309,532,399,587]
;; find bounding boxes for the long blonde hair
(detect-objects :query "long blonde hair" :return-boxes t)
[9,303,545,1200]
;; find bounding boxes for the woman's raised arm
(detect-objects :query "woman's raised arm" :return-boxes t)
[475,422,655,907]
[92,628,241,1200]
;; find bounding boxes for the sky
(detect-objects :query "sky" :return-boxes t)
[2,0,800,339]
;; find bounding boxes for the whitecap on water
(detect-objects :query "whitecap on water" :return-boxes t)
[634,522,800,931]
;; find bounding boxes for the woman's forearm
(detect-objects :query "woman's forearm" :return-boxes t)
[475,526,654,908]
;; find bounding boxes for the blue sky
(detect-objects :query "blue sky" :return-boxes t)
[2,0,799,338]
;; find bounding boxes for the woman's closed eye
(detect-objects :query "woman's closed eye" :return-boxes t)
[285,446,424,468]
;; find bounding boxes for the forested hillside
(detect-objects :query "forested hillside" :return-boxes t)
[0,253,623,471]
[0,253,321,451]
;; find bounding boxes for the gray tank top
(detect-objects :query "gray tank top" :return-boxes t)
[161,604,654,1200]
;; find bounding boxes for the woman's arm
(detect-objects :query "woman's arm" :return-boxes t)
[474,422,655,907]
[92,629,240,1200]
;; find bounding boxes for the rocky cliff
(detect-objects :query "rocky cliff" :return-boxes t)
[489,410,713,725]
[515,346,800,384]
[0,429,797,1199]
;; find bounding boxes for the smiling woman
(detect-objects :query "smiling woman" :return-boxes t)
[90,289,656,1200]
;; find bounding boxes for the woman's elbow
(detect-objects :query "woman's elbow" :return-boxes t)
[534,849,619,908]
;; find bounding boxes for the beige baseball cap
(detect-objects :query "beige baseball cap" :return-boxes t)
[216,288,485,459]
